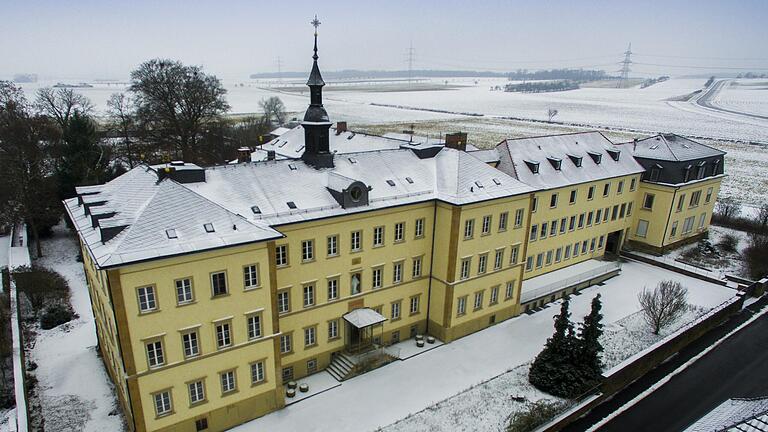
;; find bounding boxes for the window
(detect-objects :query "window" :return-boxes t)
[415,218,425,238]
[555,248,562,262]
[550,220,558,236]
[620,203,626,219]
[499,212,509,231]
[189,380,205,405]
[670,221,678,237]
[545,250,553,265]
[578,213,585,229]
[636,220,650,237]
[582,240,588,254]
[526,256,533,271]
[609,205,617,221]
[564,245,571,259]
[182,331,199,358]
[573,242,580,257]
[650,167,661,182]
[478,254,487,274]
[532,197,538,212]
[587,186,595,200]
[137,286,157,312]
[204,223,215,233]
[587,211,594,226]
[251,361,265,384]
[247,315,262,339]
[410,296,420,314]
[595,209,602,224]
[176,279,193,304]
[494,249,504,270]
[220,370,236,394]
[698,213,707,229]
[211,272,227,297]
[460,258,471,279]
[536,253,544,268]
[690,190,701,207]
[590,238,596,252]
[351,273,361,295]
[474,291,484,310]
[490,286,499,304]
[304,327,316,347]
[464,219,474,239]
[530,224,538,241]
[630,177,637,191]
[617,180,624,194]
[514,209,524,227]
[570,190,577,204]
[541,222,548,239]
[560,217,567,234]
[550,193,558,208]
[457,296,467,315]
[276,244,288,266]
[391,220,406,243]
[243,265,259,289]
[393,262,403,283]
[307,358,318,374]
[391,301,401,320]
[279,334,292,353]
[683,216,695,234]
[373,226,384,247]
[216,322,232,349]
[301,240,314,261]
[510,246,519,265]
[327,235,338,257]
[372,267,383,289]
[195,419,208,431]
[154,390,172,416]
[482,215,491,235]
[412,257,423,278]
[643,193,655,210]
[603,183,610,197]
[327,278,338,301]
[628,202,633,216]
[569,216,576,231]
[277,290,290,314]
[351,231,362,251]
[505,281,515,300]
[696,162,706,179]
[603,207,609,223]
[677,194,686,212]
[281,367,293,382]
[328,319,339,340]
[705,187,713,203]
[147,340,164,367]
[598,235,605,248]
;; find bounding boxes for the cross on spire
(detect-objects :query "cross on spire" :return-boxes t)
[311,15,321,60]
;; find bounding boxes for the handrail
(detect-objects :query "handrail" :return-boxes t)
[521,261,621,303]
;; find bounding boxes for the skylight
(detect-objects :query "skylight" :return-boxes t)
[405,177,414,184]
[287,201,297,209]
[288,164,297,171]
[203,223,215,233]
[493,178,502,185]
[348,157,358,164]
[278,141,288,148]
[295,146,305,153]
[347,132,356,140]
[251,205,261,214]
[166,229,177,239]
[386,180,396,187]
[474,181,484,189]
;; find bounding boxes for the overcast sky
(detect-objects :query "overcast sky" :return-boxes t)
[2,0,767,80]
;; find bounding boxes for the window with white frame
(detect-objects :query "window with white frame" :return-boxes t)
[682,216,695,234]
[514,208,524,227]
[526,256,533,271]
[599,235,605,248]
[582,240,588,254]
[182,331,199,358]
[351,231,362,251]
[301,239,314,261]
[530,224,538,241]
[276,244,288,266]
[215,322,231,349]
[394,222,405,242]
[670,221,678,237]
[550,193,558,208]
[146,340,164,367]
[630,177,637,191]
[304,327,316,347]
[464,219,474,239]
[391,301,401,319]
[175,279,193,304]
[478,254,487,274]
[550,220,558,236]
[643,193,655,210]
[327,278,338,301]
[243,265,259,289]
[565,244,571,259]
[410,296,420,314]
[677,194,685,212]
[251,361,265,384]
[154,390,172,416]
[414,218,425,238]
[303,284,315,307]
[637,220,649,237]
[220,370,236,394]
[490,286,499,304]
[499,212,508,231]
[189,380,205,404]
[705,187,713,203]
[412,256,422,278]
[555,248,562,262]
[617,180,624,194]
[247,314,262,339]
[603,182,610,197]
[560,217,567,233]
[588,186,595,200]
[137,286,157,312]
[482,215,491,235]
[690,190,702,207]
[372,268,383,289]
[457,296,467,315]
[698,213,706,229]
[277,291,290,314]
[280,334,292,353]
[211,272,227,297]
[460,258,471,279]
[393,262,403,284]
[373,226,384,247]
[545,250,553,265]
[327,235,338,257]
[328,319,339,340]
[541,221,548,239]
[494,249,504,270]
[505,281,515,299]
[474,291,484,310]
[510,246,519,265]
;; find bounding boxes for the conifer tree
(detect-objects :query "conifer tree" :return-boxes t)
[529,297,579,397]
[577,294,604,386]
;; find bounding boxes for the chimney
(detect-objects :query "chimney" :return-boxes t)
[336,121,347,134]
[237,147,251,163]
[445,132,468,151]
[633,138,638,151]
[267,150,276,161]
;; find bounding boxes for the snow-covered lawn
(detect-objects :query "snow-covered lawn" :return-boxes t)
[29,222,124,432]
[233,259,735,432]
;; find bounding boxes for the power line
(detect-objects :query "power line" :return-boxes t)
[633,61,768,71]
[406,42,415,86]
[634,53,768,62]
[617,43,632,88]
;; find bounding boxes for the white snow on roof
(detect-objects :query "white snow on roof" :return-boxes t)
[617,133,725,162]
[496,131,645,190]
[343,308,386,328]
[467,148,500,164]
[269,127,291,136]
[684,397,768,432]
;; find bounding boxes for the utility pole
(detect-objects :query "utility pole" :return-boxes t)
[617,43,632,88]
[406,42,415,87]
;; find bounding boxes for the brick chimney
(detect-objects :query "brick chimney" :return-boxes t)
[237,147,251,163]
[336,121,348,134]
[445,132,468,151]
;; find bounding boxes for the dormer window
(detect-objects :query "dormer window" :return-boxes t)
[696,161,706,179]
[166,229,178,239]
[524,160,540,174]
[588,152,602,164]
[649,164,662,182]
[712,159,720,176]
[567,154,583,167]
[607,149,621,161]
[683,165,692,182]
[547,157,562,170]
[203,223,215,233]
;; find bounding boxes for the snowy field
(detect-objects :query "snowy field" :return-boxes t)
[26,223,123,432]
[233,259,734,432]
[712,79,768,118]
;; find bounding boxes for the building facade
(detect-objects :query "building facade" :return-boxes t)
[65,34,726,432]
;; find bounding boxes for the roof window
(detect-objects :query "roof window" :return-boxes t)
[493,178,502,185]
[287,201,297,209]
[405,177,414,184]
[288,163,297,171]
[386,180,396,187]
[295,146,304,153]
[203,223,215,233]
[251,205,261,214]
[474,181,484,189]
[348,157,358,164]
[166,229,178,239]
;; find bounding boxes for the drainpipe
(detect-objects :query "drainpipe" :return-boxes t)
[661,187,679,251]
[424,200,438,336]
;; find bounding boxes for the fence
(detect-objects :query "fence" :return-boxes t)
[622,250,728,286]
[520,261,621,304]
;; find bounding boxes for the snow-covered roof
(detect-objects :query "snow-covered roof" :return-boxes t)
[467,148,500,164]
[617,134,725,162]
[269,127,291,136]
[495,131,645,191]
[684,397,768,432]
[343,308,386,328]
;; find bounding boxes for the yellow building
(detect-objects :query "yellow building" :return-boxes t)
[64,33,725,432]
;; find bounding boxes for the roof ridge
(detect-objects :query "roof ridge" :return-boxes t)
[502,130,603,142]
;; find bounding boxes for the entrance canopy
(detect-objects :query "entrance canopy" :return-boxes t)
[343,308,386,329]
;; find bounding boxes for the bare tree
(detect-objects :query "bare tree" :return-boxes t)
[34,87,93,130]
[547,108,559,122]
[106,93,141,168]
[259,96,287,127]
[638,280,689,335]
[715,197,741,221]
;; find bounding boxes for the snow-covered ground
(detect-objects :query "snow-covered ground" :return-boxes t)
[656,225,750,278]
[711,79,768,118]
[232,259,734,432]
[28,222,124,431]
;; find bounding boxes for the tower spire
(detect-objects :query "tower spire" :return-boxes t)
[302,15,333,168]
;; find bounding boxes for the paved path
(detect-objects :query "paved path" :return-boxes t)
[694,79,768,121]
[565,296,768,432]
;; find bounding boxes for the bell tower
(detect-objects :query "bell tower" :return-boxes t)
[301,15,334,168]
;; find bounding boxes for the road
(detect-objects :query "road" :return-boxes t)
[565,297,768,432]
[694,79,768,121]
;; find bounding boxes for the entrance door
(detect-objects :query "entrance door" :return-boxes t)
[347,322,360,351]
[606,230,622,254]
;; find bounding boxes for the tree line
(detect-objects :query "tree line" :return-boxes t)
[507,69,610,82]
[1,59,287,256]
